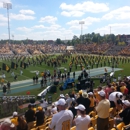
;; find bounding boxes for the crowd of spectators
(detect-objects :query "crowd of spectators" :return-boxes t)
[1,42,130,56]
[0,76,130,130]
[118,44,130,56]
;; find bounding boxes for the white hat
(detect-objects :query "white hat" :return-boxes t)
[75,104,85,111]
[13,111,18,116]
[60,94,65,98]
[55,99,66,106]
[122,100,130,106]
[51,107,57,114]
[82,92,88,98]
[88,92,93,95]
[2,118,15,128]
[98,90,105,97]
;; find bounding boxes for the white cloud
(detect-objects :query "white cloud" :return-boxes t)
[102,6,130,20]
[0,14,7,21]
[10,13,35,20]
[94,23,130,35]
[61,11,84,17]
[0,23,7,26]
[45,24,61,30]
[39,16,57,24]
[32,25,45,29]
[60,1,109,17]
[67,17,100,30]
[0,0,11,8]
[19,9,35,15]
[17,27,33,32]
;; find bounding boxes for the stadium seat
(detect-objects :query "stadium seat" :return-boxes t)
[38,124,46,129]
[31,128,38,130]
[90,117,96,128]
[70,126,76,130]
[89,111,96,118]
[45,118,52,123]
[114,122,125,130]
[45,121,51,127]
[88,127,94,130]
[62,120,70,130]
[123,123,130,130]
[109,119,114,129]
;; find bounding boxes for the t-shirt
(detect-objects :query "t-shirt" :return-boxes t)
[49,110,73,130]
[66,98,72,108]
[25,109,35,123]
[11,117,18,126]
[75,115,90,130]
[89,97,95,107]
[96,99,110,118]
[109,92,123,104]
[35,111,45,126]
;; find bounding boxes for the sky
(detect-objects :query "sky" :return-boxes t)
[0,0,130,40]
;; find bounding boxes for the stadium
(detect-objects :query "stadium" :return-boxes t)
[0,1,130,130]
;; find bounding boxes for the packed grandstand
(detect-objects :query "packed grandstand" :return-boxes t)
[0,42,130,56]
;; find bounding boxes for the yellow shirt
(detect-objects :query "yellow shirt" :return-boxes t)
[96,99,110,118]
[11,117,18,126]
[94,92,100,101]
[120,86,126,94]
[89,97,95,107]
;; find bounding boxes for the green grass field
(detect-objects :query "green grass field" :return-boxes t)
[0,54,130,101]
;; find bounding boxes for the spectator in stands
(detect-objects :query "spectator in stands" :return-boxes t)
[109,91,123,110]
[49,98,73,130]
[81,92,91,114]
[65,94,72,108]
[115,100,130,126]
[76,90,83,105]
[69,102,77,119]
[45,108,52,117]
[11,112,18,127]
[51,104,57,115]
[105,84,113,99]
[17,116,28,130]
[42,98,48,109]
[25,104,35,130]
[96,90,110,130]
[0,118,15,130]
[74,104,90,130]
[35,107,45,126]
[88,92,95,112]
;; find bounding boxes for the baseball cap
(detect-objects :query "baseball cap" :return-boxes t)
[60,94,65,98]
[122,100,130,106]
[79,90,82,95]
[55,99,66,106]
[98,90,105,97]
[75,104,85,111]
[37,107,43,111]
[88,92,93,95]
[2,118,15,128]
[13,111,18,117]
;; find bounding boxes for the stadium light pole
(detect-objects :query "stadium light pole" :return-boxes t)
[79,21,85,43]
[3,2,12,44]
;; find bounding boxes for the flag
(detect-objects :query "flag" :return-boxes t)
[6,65,10,72]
